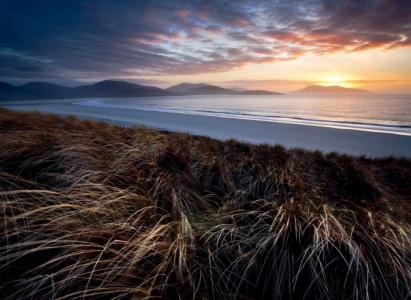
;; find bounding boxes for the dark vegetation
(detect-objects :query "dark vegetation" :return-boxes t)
[0,108,410,299]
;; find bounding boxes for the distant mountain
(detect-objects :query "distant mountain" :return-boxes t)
[19,82,73,98]
[0,80,282,100]
[0,82,28,100]
[0,80,172,100]
[237,90,282,95]
[166,83,208,94]
[295,85,370,94]
[184,84,236,95]
[228,87,247,92]
[166,82,281,95]
[72,80,170,97]
[166,83,234,95]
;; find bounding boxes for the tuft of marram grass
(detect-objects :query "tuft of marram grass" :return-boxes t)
[0,108,410,299]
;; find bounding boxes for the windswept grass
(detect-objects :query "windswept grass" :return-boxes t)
[0,108,410,299]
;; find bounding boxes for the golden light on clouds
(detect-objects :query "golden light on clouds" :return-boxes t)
[149,47,411,93]
[1,1,411,92]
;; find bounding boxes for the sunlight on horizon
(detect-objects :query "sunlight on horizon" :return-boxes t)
[317,75,351,87]
[145,48,411,93]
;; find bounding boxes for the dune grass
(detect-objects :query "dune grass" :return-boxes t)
[0,108,410,299]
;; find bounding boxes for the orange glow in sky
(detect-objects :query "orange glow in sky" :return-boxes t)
[146,47,411,93]
[1,1,410,93]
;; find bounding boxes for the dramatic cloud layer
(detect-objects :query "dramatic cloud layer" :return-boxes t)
[1,0,410,82]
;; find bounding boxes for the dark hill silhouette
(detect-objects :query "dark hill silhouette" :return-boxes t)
[0,82,17,90]
[0,80,282,100]
[167,83,281,95]
[183,84,235,95]
[237,90,282,95]
[72,80,171,97]
[0,80,172,100]
[295,85,370,94]
[0,82,28,100]
[166,83,207,93]
[166,83,234,95]
[19,82,73,98]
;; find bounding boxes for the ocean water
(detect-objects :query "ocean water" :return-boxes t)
[76,94,411,136]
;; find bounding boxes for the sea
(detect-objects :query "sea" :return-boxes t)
[76,93,411,136]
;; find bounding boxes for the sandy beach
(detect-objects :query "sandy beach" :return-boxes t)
[4,99,411,158]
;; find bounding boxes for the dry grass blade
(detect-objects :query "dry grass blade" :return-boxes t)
[0,108,410,299]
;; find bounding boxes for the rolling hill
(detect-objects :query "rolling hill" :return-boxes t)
[72,80,171,97]
[166,83,235,95]
[0,82,28,100]
[19,82,74,98]
[0,80,282,100]
[165,83,207,94]
[166,82,282,95]
[0,80,172,100]
[237,89,282,95]
[295,85,370,94]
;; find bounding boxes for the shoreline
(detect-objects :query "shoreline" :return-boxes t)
[1,108,410,299]
[75,98,411,136]
[4,100,411,158]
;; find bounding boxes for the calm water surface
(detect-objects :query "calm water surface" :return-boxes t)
[76,94,411,135]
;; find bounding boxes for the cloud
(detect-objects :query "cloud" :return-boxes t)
[0,0,410,82]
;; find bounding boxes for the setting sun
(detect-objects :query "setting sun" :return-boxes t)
[318,75,351,87]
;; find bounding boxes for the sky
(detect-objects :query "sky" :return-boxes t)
[0,0,410,92]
